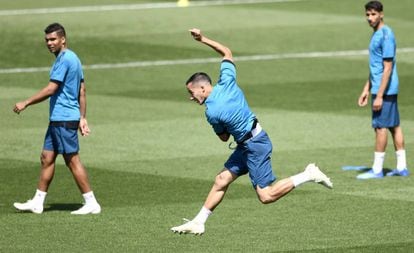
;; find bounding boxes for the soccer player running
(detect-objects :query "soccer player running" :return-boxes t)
[171,28,333,235]
[356,1,409,179]
[13,23,101,214]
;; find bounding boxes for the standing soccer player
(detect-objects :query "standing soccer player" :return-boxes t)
[13,23,101,214]
[171,28,333,235]
[357,1,409,179]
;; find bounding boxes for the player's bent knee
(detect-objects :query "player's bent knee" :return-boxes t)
[256,188,277,204]
[257,193,274,204]
[214,173,231,190]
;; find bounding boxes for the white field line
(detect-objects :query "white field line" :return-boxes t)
[1,48,414,74]
[0,0,302,16]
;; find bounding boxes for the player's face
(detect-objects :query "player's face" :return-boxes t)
[366,9,383,30]
[45,32,65,55]
[186,83,206,105]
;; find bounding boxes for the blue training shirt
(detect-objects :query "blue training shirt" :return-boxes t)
[368,25,399,95]
[204,60,256,142]
[49,49,84,121]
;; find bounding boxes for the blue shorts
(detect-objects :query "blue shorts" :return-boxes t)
[372,95,400,128]
[43,121,80,154]
[224,130,276,189]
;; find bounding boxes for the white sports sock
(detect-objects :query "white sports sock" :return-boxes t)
[290,171,309,187]
[193,206,212,224]
[396,149,407,170]
[82,191,98,205]
[372,152,385,174]
[33,189,47,204]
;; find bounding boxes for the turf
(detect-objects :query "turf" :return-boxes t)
[1,0,413,252]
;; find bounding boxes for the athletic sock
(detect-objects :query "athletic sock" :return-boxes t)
[396,149,407,171]
[33,189,47,205]
[193,206,212,224]
[372,152,385,174]
[82,191,98,205]
[290,171,309,187]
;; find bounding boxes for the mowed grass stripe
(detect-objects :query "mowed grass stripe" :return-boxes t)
[2,159,412,253]
[0,0,302,16]
[2,48,414,74]
[3,85,414,156]
[4,98,414,164]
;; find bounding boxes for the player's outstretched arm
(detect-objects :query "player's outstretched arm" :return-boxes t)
[13,81,59,114]
[189,28,232,61]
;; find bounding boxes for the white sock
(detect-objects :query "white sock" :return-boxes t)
[193,206,212,224]
[290,171,310,187]
[32,189,47,204]
[372,152,385,174]
[396,150,407,170]
[82,191,98,205]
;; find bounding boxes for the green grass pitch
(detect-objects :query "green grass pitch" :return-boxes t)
[0,0,413,252]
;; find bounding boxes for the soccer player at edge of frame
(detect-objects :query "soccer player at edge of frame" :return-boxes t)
[177,0,189,7]
[356,1,409,179]
[170,28,333,235]
[12,23,101,215]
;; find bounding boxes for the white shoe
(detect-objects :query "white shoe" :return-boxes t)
[71,203,101,215]
[305,163,333,189]
[171,218,205,235]
[13,199,43,214]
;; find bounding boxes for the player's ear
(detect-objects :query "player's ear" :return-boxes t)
[61,35,66,45]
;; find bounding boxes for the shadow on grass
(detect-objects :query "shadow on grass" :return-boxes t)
[10,203,83,214]
[294,241,414,253]
[1,158,255,211]
[44,203,83,212]
[354,167,393,177]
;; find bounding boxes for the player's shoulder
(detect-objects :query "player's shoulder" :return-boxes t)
[382,25,394,32]
[381,25,395,38]
[61,49,80,61]
[61,49,82,67]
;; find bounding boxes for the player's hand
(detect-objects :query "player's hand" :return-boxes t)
[358,93,369,107]
[218,132,230,142]
[79,118,91,136]
[13,101,28,114]
[372,97,383,111]
[189,28,202,41]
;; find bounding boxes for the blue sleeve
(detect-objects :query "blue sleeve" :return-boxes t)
[382,29,396,59]
[217,60,236,87]
[50,58,69,84]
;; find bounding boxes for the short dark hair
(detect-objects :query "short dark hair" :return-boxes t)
[365,1,383,12]
[186,72,211,86]
[44,23,66,37]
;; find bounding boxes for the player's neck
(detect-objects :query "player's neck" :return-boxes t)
[54,46,67,57]
[373,21,384,32]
